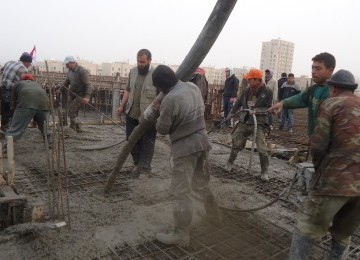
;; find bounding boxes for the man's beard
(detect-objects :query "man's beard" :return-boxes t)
[138,64,150,75]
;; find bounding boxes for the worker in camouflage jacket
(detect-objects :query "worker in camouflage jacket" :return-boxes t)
[225,69,273,181]
[288,70,360,260]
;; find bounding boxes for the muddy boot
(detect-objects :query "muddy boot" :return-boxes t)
[75,123,83,133]
[226,148,239,171]
[201,195,222,226]
[259,154,269,181]
[156,227,190,246]
[225,161,234,171]
[228,147,239,163]
[288,232,314,260]
[330,239,347,260]
[69,119,77,131]
[157,198,192,246]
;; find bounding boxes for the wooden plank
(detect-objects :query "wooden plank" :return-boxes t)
[0,185,27,205]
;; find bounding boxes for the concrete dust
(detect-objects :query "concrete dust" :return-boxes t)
[0,122,300,259]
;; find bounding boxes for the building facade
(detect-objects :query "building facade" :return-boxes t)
[260,38,294,80]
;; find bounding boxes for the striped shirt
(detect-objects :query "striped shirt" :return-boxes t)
[1,61,28,90]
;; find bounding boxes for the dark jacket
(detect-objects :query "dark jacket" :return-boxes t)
[189,73,208,103]
[221,74,239,98]
[232,85,273,125]
[279,83,301,100]
[13,80,50,111]
[277,77,287,100]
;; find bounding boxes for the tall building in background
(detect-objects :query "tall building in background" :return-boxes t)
[260,38,294,79]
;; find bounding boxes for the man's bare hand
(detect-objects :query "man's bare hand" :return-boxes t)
[268,101,284,114]
[117,106,124,115]
[82,97,90,104]
[152,99,161,112]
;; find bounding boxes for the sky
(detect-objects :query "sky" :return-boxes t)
[1,0,359,78]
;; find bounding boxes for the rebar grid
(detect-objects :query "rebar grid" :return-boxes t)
[13,161,360,259]
[109,210,328,260]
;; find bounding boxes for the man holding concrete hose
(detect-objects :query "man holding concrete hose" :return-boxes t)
[225,69,273,181]
[152,65,220,246]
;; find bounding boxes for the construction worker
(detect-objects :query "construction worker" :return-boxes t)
[288,70,360,259]
[268,52,336,137]
[220,67,239,127]
[1,52,32,132]
[116,49,157,178]
[2,73,51,152]
[152,65,220,246]
[61,56,92,133]
[225,69,273,181]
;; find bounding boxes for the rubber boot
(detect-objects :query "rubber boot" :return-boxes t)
[226,148,239,171]
[69,119,77,131]
[75,123,83,133]
[202,195,222,226]
[228,148,239,163]
[288,232,314,260]
[156,199,192,246]
[156,227,190,246]
[259,153,269,181]
[330,239,347,260]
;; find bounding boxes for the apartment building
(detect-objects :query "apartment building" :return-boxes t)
[260,38,294,80]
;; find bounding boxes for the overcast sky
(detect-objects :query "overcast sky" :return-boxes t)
[1,0,359,78]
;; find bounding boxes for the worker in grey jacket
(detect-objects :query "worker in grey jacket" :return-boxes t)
[61,56,92,133]
[152,65,220,246]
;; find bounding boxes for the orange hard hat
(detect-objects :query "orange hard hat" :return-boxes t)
[243,69,263,79]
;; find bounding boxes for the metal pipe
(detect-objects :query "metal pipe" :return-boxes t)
[104,0,238,193]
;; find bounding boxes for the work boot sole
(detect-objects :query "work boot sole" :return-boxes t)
[156,232,190,247]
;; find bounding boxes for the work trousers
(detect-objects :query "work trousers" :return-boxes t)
[1,101,12,131]
[223,96,233,126]
[170,151,218,230]
[5,107,50,143]
[280,108,294,129]
[296,194,360,247]
[229,123,269,174]
[125,114,156,171]
[68,96,83,123]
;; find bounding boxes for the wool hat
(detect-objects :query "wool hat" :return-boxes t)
[243,69,263,79]
[19,52,32,63]
[327,69,358,90]
[152,65,178,90]
[20,73,34,81]
[195,67,205,76]
[64,56,76,64]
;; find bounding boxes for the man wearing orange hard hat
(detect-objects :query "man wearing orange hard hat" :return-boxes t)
[225,69,273,181]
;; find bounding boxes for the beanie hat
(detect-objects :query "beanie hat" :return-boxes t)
[225,67,234,77]
[20,73,35,81]
[64,56,76,64]
[243,69,263,80]
[19,52,32,63]
[152,65,178,90]
[195,67,205,76]
[265,69,274,77]
[327,69,358,90]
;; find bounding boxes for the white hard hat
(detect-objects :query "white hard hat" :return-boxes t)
[64,56,76,64]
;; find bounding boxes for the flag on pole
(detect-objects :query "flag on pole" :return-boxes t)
[30,45,36,64]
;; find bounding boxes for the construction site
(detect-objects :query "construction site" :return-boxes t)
[0,68,359,260]
[1,1,359,259]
